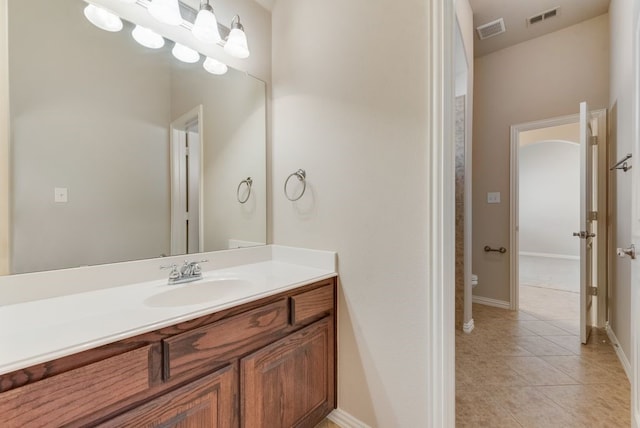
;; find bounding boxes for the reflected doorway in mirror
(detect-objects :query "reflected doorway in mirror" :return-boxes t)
[170,105,204,256]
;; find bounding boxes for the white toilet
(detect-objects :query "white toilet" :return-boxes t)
[472,274,478,289]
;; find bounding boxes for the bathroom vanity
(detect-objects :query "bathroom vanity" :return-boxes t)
[0,246,337,427]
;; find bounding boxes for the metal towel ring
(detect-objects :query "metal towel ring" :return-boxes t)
[284,169,306,201]
[237,177,252,204]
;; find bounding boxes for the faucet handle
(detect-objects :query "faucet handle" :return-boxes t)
[192,259,208,274]
[160,263,180,280]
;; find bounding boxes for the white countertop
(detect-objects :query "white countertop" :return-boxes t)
[0,246,337,376]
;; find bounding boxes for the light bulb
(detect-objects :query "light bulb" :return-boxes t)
[83,4,123,32]
[132,25,165,49]
[172,43,200,63]
[192,4,221,43]
[148,0,182,26]
[203,57,228,75]
[224,16,249,59]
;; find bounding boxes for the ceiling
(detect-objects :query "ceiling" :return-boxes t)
[468,0,610,57]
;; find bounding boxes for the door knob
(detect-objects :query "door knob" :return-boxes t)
[617,244,636,260]
[573,231,596,239]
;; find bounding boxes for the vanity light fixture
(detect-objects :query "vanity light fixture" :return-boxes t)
[192,0,222,43]
[172,43,200,63]
[203,57,228,75]
[82,0,242,78]
[224,15,250,59]
[83,4,123,32]
[148,0,183,26]
[132,25,165,49]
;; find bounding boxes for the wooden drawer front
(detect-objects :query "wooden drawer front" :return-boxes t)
[0,345,153,428]
[164,299,289,380]
[290,284,334,326]
[98,365,236,428]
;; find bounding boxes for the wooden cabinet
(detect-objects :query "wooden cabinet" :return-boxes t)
[0,345,156,428]
[98,365,236,428]
[241,318,335,428]
[0,278,337,428]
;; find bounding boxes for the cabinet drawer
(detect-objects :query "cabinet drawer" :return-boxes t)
[290,283,334,327]
[98,365,235,428]
[164,299,289,380]
[0,345,153,428]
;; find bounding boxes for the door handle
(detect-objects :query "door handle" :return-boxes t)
[573,231,596,239]
[617,244,636,260]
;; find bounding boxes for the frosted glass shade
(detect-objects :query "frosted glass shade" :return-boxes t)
[203,57,228,75]
[132,25,165,49]
[83,4,123,32]
[224,28,249,59]
[148,0,182,26]
[172,43,200,63]
[192,8,222,43]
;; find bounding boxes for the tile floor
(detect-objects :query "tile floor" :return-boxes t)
[457,285,630,427]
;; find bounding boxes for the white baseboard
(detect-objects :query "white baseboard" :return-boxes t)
[327,409,371,428]
[463,318,475,333]
[519,251,580,261]
[472,295,510,309]
[605,323,632,382]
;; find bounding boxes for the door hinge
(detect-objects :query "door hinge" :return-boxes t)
[590,136,598,145]
[588,211,598,221]
[588,286,598,296]
[185,146,190,156]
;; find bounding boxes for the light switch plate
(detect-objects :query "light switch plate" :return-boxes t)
[487,192,501,204]
[54,187,68,203]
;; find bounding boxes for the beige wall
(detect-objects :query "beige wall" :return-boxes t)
[473,14,609,302]
[0,0,8,275]
[519,141,580,256]
[519,122,579,147]
[272,0,432,425]
[608,0,635,360]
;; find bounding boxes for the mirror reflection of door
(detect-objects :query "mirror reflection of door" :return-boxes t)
[170,106,203,256]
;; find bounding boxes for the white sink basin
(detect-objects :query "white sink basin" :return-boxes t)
[144,277,255,307]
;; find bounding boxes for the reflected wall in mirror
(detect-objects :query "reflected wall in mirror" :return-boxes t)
[8,0,266,274]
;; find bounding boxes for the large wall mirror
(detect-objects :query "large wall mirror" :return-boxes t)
[7,0,267,274]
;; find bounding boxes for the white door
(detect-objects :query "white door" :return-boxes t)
[186,129,201,254]
[632,139,640,427]
[170,106,203,255]
[631,7,640,425]
[578,101,595,344]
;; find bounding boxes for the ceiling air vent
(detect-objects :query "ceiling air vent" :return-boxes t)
[527,7,560,26]
[476,18,506,40]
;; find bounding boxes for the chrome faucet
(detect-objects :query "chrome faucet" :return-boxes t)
[161,260,208,285]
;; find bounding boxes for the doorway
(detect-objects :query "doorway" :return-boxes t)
[170,106,204,256]
[510,110,608,331]
[517,124,581,329]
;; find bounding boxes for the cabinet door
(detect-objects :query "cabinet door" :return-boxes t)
[241,317,335,428]
[99,365,236,428]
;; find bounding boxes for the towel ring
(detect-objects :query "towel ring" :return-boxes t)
[284,169,306,201]
[237,177,252,204]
